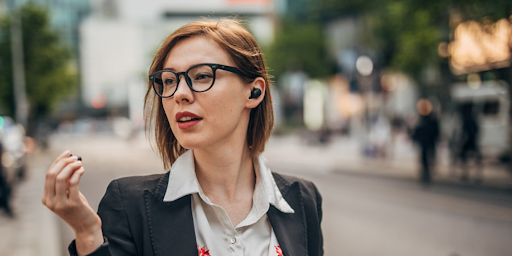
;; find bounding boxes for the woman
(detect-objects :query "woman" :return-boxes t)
[42,19,323,256]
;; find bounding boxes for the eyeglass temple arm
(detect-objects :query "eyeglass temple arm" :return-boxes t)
[216,64,246,76]
[153,78,163,85]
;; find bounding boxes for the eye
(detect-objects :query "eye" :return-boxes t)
[194,73,213,81]
[164,78,177,85]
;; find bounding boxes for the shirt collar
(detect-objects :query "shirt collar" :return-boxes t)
[162,150,201,202]
[254,154,294,213]
[163,150,294,214]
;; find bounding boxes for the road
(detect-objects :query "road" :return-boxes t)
[45,134,512,256]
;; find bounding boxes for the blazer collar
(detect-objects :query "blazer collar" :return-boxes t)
[145,171,307,256]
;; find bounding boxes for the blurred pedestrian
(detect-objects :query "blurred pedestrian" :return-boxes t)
[42,19,323,256]
[458,103,482,181]
[0,139,13,217]
[412,99,440,184]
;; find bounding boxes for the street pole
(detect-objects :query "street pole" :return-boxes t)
[9,0,29,129]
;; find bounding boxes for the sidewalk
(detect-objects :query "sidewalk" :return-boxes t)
[0,148,61,256]
[263,133,512,189]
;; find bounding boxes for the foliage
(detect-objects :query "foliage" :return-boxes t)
[0,4,77,118]
[309,0,512,80]
[366,1,445,79]
[450,0,512,22]
[264,21,335,82]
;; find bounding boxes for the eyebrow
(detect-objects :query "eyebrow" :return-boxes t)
[161,62,208,72]
[161,66,177,71]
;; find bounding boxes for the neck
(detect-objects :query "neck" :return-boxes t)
[193,142,255,203]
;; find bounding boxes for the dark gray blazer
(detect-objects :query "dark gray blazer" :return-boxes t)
[69,172,323,256]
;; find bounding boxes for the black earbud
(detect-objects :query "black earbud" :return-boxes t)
[249,88,262,99]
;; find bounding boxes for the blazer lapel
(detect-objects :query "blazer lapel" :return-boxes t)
[144,172,198,256]
[268,174,308,256]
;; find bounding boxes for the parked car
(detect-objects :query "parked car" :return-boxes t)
[0,116,27,181]
[0,116,28,216]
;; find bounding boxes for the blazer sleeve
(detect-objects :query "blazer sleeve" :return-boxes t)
[68,180,138,256]
[301,179,324,256]
[313,182,324,256]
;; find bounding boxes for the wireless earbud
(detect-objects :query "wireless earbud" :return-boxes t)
[249,88,262,99]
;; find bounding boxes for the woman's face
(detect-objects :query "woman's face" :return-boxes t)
[161,36,259,151]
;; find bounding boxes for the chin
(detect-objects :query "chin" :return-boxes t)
[176,137,205,151]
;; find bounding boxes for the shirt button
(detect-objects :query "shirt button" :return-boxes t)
[230,237,236,244]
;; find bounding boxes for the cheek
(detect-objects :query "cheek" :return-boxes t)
[204,99,245,132]
[161,100,176,128]
[205,91,241,115]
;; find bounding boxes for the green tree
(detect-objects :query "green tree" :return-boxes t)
[0,5,77,125]
[310,0,512,82]
[265,21,335,82]
[365,1,446,80]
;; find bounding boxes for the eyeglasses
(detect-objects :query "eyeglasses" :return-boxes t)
[149,63,246,98]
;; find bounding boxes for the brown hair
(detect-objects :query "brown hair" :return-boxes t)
[144,19,274,169]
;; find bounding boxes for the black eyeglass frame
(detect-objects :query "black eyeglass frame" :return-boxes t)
[149,63,247,98]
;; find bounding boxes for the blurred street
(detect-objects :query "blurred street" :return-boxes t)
[1,1,511,255]
[1,132,512,256]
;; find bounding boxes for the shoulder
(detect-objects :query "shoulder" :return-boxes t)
[101,172,169,204]
[113,172,168,192]
[272,172,321,200]
[272,172,318,191]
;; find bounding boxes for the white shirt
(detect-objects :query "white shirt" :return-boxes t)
[163,150,294,256]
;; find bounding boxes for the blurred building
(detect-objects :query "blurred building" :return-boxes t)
[0,0,91,52]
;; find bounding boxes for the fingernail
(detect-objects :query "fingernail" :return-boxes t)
[70,156,78,160]
[60,150,70,156]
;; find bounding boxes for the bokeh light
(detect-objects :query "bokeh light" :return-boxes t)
[381,74,398,92]
[356,56,373,76]
[91,92,107,109]
[467,73,482,90]
[438,42,450,58]
[449,18,511,74]
[1,151,14,168]
[304,80,326,131]
[23,137,37,153]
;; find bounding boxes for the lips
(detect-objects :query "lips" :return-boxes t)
[175,111,202,129]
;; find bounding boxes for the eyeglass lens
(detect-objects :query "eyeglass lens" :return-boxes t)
[153,64,215,97]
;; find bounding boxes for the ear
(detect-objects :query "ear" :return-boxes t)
[245,77,266,109]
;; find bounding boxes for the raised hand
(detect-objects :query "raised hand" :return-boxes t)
[42,150,103,255]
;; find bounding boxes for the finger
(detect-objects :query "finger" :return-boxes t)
[68,167,85,202]
[46,153,76,194]
[45,155,78,199]
[49,149,71,170]
[55,160,82,200]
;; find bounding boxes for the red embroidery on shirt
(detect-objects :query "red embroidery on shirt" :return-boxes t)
[275,245,283,256]
[197,245,211,256]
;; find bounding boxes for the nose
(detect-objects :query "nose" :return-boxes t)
[173,74,194,103]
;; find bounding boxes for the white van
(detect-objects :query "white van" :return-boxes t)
[449,81,510,158]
